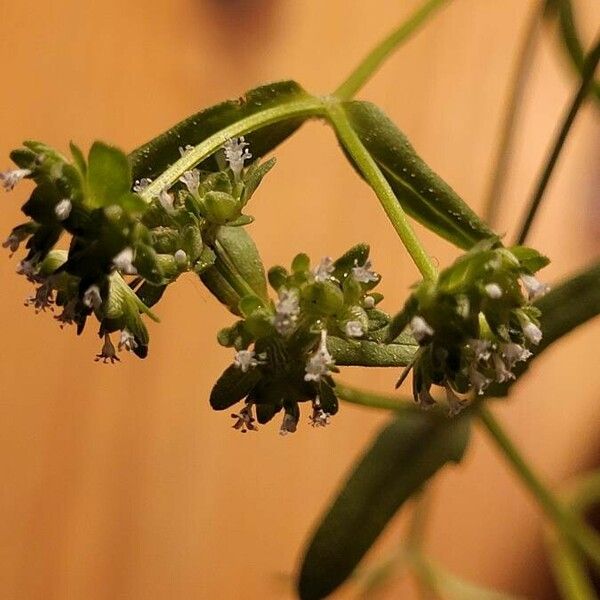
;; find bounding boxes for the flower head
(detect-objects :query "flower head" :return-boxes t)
[273,288,300,336]
[500,342,532,370]
[179,169,200,195]
[468,338,492,362]
[158,189,174,212]
[133,178,152,193]
[484,283,503,299]
[95,334,120,364]
[309,398,331,428]
[174,249,188,266]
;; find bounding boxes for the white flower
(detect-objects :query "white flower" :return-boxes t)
[279,412,298,436]
[304,330,334,382]
[273,288,300,336]
[468,365,491,395]
[410,316,434,342]
[174,249,188,266]
[492,353,515,383]
[521,274,549,301]
[468,338,491,362]
[309,398,331,428]
[54,199,72,221]
[179,169,200,195]
[522,321,542,345]
[456,294,470,319]
[500,342,532,369]
[112,247,137,275]
[0,168,31,191]
[313,256,334,283]
[234,349,261,372]
[363,296,376,309]
[158,189,174,212]
[133,178,152,193]
[223,137,251,181]
[83,285,102,310]
[345,320,364,338]
[351,258,378,283]
[485,283,503,299]
[118,329,138,352]
[231,404,257,432]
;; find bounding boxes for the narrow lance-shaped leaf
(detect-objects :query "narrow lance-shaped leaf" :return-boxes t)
[327,334,417,367]
[341,101,494,249]
[129,81,312,181]
[297,409,471,600]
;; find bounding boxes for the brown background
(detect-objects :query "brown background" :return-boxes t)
[1,1,599,598]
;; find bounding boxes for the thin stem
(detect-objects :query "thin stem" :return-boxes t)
[334,381,412,412]
[334,0,450,101]
[515,35,600,244]
[325,101,438,280]
[139,96,326,201]
[478,406,600,573]
[482,3,543,226]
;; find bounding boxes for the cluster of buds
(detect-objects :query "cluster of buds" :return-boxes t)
[211,244,389,434]
[1,136,269,360]
[388,239,550,414]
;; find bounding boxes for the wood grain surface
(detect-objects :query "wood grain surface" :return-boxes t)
[0,1,599,598]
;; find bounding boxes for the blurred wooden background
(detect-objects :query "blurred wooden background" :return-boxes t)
[1,1,599,598]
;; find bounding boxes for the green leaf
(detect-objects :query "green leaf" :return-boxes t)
[508,245,550,273]
[341,101,494,249]
[490,260,600,396]
[210,365,262,410]
[297,410,471,600]
[87,142,132,207]
[241,157,276,206]
[328,334,417,367]
[201,226,268,314]
[129,81,311,181]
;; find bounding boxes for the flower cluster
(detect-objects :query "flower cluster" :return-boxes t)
[210,244,389,434]
[1,137,269,360]
[388,239,549,414]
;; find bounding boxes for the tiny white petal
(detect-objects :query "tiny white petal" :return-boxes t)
[234,349,261,372]
[83,285,102,310]
[485,283,503,299]
[313,256,334,283]
[351,259,378,283]
[223,137,251,181]
[410,316,434,342]
[521,274,550,301]
[54,199,72,221]
[0,168,31,192]
[363,296,376,309]
[113,247,137,275]
[523,322,542,345]
[344,320,364,338]
[118,329,138,352]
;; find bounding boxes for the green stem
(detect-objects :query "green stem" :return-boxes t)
[515,35,600,244]
[478,406,600,573]
[334,0,450,101]
[139,96,326,200]
[325,101,437,280]
[482,3,543,226]
[334,381,413,412]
